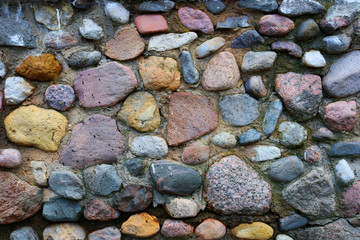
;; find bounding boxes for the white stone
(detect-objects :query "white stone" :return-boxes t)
[4,77,34,105]
[252,145,281,162]
[196,37,225,58]
[104,2,130,24]
[79,19,104,40]
[131,136,168,158]
[335,159,355,185]
[31,161,48,187]
[148,32,198,51]
[302,50,326,68]
[0,61,5,78]
[276,234,294,240]
[212,132,237,149]
[165,198,198,218]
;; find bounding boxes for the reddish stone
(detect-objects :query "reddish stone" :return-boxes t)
[257,14,295,37]
[88,226,121,240]
[0,149,22,168]
[45,31,80,49]
[343,181,360,217]
[195,218,226,240]
[304,145,322,163]
[60,114,127,169]
[161,219,194,238]
[275,72,322,121]
[84,199,120,221]
[167,92,218,146]
[182,141,210,165]
[74,62,137,108]
[113,185,152,212]
[178,7,214,34]
[324,101,357,132]
[0,91,3,112]
[45,84,75,111]
[135,14,168,35]
[271,41,302,58]
[312,127,335,141]
[0,171,42,224]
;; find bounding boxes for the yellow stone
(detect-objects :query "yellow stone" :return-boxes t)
[43,223,86,240]
[118,91,160,132]
[138,56,181,91]
[231,222,274,240]
[121,212,160,238]
[4,105,68,152]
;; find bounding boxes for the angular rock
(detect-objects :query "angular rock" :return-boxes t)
[271,41,302,58]
[79,19,104,40]
[202,51,240,91]
[181,50,199,85]
[182,141,210,165]
[0,149,22,168]
[252,146,281,162]
[165,198,198,218]
[4,105,67,152]
[34,3,73,30]
[206,0,226,14]
[204,155,272,215]
[45,84,75,111]
[138,56,181,91]
[43,223,86,240]
[279,214,308,231]
[302,50,326,68]
[335,159,355,185]
[43,197,82,222]
[303,145,322,163]
[10,227,39,240]
[275,72,322,121]
[278,121,307,148]
[342,181,360,216]
[4,77,33,105]
[0,17,36,48]
[68,51,102,68]
[74,62,137,108]
[329,142,360,157]
[212,132,237,148]
[217,16,253,29]
[121,212,160,238]
[241,51,277,73]
[88,227,121,240]
[124,158,145,177]
[263,99,283,137]
[245,75,267,99]
[30,161,48,187]
[257,14,295,37]
[135,14,168,35]
[167,92,218,146]
[138,0,175,12]
[60,114,126,169]
[16,54,62,81]
[113,184,152,212]
[324,101,356,132]
[239,129,262,145]
[49,171,85,200]
[312,127,335,141]
[231,30,264,48]
[232,222,274,240]
[219,94,259,126]
[269,156,304,183]
[104,2,129,24]
[296,19,320,40]
[150,160,202,195]
[161,219,194,238]
[323,34,351,54]
[84,199,120,221]
[238,0,278,12]
[44,31,80,50]
[195,219,226,240]
[148,32,198,51]
[130,136,168,158]
[178,7,214,34]
[279,0,325,17]
[196,37,225,58]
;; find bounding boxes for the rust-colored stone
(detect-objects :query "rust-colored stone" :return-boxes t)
[84,199,120,221]
[135,14,168,35]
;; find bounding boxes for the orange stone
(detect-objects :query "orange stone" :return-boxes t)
[135,14,168,35]
[121,212,160,238]
[15,54,62,81]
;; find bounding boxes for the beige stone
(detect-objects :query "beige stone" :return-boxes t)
[4,105,68,152]
[165,198,199,218]
[195,218,226,240]
[231,222,274,240]
[121,212,160,238]
[43,223,86,240]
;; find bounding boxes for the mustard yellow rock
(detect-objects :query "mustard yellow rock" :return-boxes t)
[121,212,160,238]
[231,222,274,240]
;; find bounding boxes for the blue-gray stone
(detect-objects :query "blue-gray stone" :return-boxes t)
[68,51,102,68]
[84,164,122,196]
[269,156,304,183]
[278,121,307,148]
[206,0,226,14]
[262,99,283,137]
[239,129,262,145]
[279,0,325,17]
[238,0,278,12]
[219,94,260,126]
[42,198,82,222]
[280,214,308,231]
[231,30,264,48]
[124,158,145,177]
[181,50,199,85]
[48,171,85,200]
[138,0,175,12]
[217,16,253,29]
[329,142,360,157]
[10,227,39,240]
[0,17,36,48]
[323,34,351,54]
[296,19,320,40]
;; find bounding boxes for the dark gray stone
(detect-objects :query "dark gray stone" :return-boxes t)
[138,0,175,12]
[0,17,36,48]
[231,30,264,48]
[48,171,85,200]
[296,19,320,40]
[219,94,260,126]
[181,50,199,85]
[269,156,304,183]
[238,0,278,12]
[124,158,145,177]
[323,34,351,54]
[239,129,261,145]
[42,198,82,222]
[262,99,283,137]
[279,0,325,17]
[10,227,39,240]
[68,51,102,68]
[279,214,308,231]
[216,16,253,29]
[71,0,94,9]
[205,0,226,14]
[329,142,360,157]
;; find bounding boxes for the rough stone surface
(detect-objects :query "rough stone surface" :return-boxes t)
[74,62,137,108]
[196,37,225,58]
[68,51,102,68]
[329,142,360,157]
[88,227,121,240]
[43,223,86,240]
[312,127,335,141]
[121,212,160,238]
[275,72,322,121]
[48,171,85,200]
[206,0,226,14]
[239,129,262,145]
[42,197,82,222]
[135,14,168,35]
[231,30,265,48]
[31,161,48,187]
[139,0,175,12]
[148,32,198,51]
[165,198,198,218]
[104,2,130,24]
[79,19,104,40]
[0,171,42,224]
[342,181,360,217]
[10,227,39,240]
[245,75,267,99]
[217,16,253,29]
[34,3,73,30]
[271,41,302,58]
[105,28,145,61]
[335,159,355,185]
[257,14,295,37]
[263,99,283,137]
[238,0,278,12]
[150,160,202,195]
[323,34,351,54]
[181,50,199,84]
[296,19,320,40]
[113,184,152,212]
[182,141,210,165]
[0,149,22,168]
[84,199,120,221]
[44,31,80,50]
[130,136,168,158]
[279,0,325,17]
[279,214,308,231]
[212,132,237,148]
[124,158,145,177]
[195,218,226,240]
[45,84,75,111]
[278,121,307,148]
[0,61,5,78]
[167,92,218,146]
[178,7,214,34]
[60,114,126,169]
[252,146,281,162]
[204,155,272,215]
[241,51,277,73]
[324,101,356,132]
[4,105,68,152]
[161,219,194,238]
[219,94,259,126]
[269,156,304,183]
[201,51,240,91]
[303,145,322,163]
[232,222,274,240]
[0,17,36,48]
[302,50,326,68]
[277,234,294,240]
[4,77,34,105]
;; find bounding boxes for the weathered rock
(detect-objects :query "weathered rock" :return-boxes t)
[252,146,281,162]
[0,149,22,168]
[130,136,168,158]
[118,91,161,132]
[161,219,194,238]
[104,2,129,24]
[206,0,226,14]
[263,99,283,137]
[196,37,225,58]
[195,219,226,240]
[202,51,240,91]
[150,160,202,195]
[231,30,264,48]
[44,31,80,50]
[45,84,75,111]
[31,161,48,187]
[34,3,73,30]
[269,156,304,183]
[181,50,199,84]
[312,127,335,141]
[204,155,272,215]
[10,227,39,240]
[324,101,356,132]
[138,0,175,12]
[148,32,198,51]
[282,167,337,218]
[43,197,82,222]
[335,159,354,185]
[303,145,322,163]
[296,19,320,40]
[278,121,307,148]
[79,19,104,40]
[238,0,278,12]
[219,94,259,126]
[178,7,214,34]
[0,171,42,224]
[138,56,181,91]
[302,50,326,68]
[342,181,360,216]
[68,51,102,68]
[71,0,94,9]
[124,158,145,177]
[165,198,198,218]
[275,72,322,121]
[135,14,168,35]
[279,0,325,17]
[121,212,160,238]
[0,61,5,78]
[212,132,237,148]
[60,114,126,169]
[329,142,360,157]
[182,141,210,165]
[232,222,274,240]
[88,227,121,240]
[49,171,85,200]
[4,77,34,105]
[217,16,253,29]
[167,92,218,146]
[323,34,351,54]
[74,62,137,108]
[241,51,277,73]
[113,185,152,212]
[239,129,262,145]
[257,14,295,37]
[245,75,267,99]
[16,54,62,81]
[279,214,308,231]
[105,28,145,61]
[0,17,36,48]
[84,199,120,221]
[4,106,67,152]
[43,223,86,240]
[271,41,302,58]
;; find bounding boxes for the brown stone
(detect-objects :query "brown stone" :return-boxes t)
[138,56,181,91]
[135,14,168,35]
[84,199,120,221]
[257,14,295,37]
[105,27,145,61]
[167,92,218,146]
[113,185,152,212]
[182,141,210,165]
[195,218,226,240]
[121,212,160,238]
[16,54,62,81]
[324,101,357,132]
[45,31,80,50]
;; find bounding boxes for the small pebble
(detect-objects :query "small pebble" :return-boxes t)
[30,161,48,186]
[279,214,308,231]
[231,30,264,48]
[68,51,102,68]
[195,218,226,240]
[278,121,307,148]
[79,19,104,40]
[245,75,267,99]
[84,199,120,221]
[165,198,198,218]
[296,19,320,40]
[196,37,225,58]
[124,158,145,177]
[205,0,226,15]
[45,84,75,111]
[104,2,130,24]
[182,141,210,165]
[271,41,302,58]
[302,50,326,68]
[181,50,199,85]
[262,99,283,137]
[161,219,194,238]
[239,129,262,145]
[252,145,281,162]
[312,127,335,141]
[212,132,237,148]
[0,149,22,168]
[335,159,355,185]
[131,136,168,158]
[241,51,277,73]
[303,145,322,163]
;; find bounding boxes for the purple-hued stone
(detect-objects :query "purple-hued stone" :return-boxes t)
[45,84,75,111]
